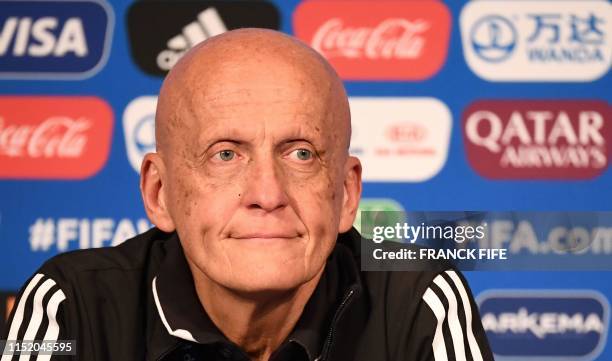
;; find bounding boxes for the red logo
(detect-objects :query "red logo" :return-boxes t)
[463,100,611,180]
[0,96,113,179]
[386,123,427,143]
[293,0,451,80]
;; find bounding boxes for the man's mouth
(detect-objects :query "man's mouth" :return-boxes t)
[232,233,298,239]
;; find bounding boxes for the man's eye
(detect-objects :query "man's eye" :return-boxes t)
[216,150,235,161]
[291,148,312,161]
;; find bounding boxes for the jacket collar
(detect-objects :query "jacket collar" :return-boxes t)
[146,229,367,361]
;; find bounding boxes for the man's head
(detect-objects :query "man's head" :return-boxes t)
[140,29,361,294]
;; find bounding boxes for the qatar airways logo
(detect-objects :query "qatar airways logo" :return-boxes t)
[463,100,610,179]
[293,0,451,80]
[311,18,429,60]
[0,96,113,179]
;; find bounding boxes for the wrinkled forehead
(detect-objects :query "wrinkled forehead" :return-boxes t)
[173,61,345,148]
[191,58,333,114]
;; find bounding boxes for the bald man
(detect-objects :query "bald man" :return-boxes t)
[2,29,493,361]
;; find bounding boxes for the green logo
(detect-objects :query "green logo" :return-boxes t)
[354,199,405,240]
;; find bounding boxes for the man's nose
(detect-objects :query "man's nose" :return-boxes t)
[241,156,289,212]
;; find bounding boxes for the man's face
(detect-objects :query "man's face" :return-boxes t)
[160,58,353,293]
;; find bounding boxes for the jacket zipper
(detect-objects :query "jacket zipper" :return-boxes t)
[316,288,355,361]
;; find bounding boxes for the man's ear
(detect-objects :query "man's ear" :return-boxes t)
[140,153,176,232]
[339,156,362,233]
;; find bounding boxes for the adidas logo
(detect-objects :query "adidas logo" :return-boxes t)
[127,1,280,76]
[156,7,227,71]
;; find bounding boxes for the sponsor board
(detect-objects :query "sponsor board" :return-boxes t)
[0,0,114,79]
[293,0,451,80]
[0,96,113,179]
[349,97,451,182]
[460,0,612,82]
[463,100,611,180]
[29,217,152,252]
[123,96,156,174]
[477,218,612,256]
[478,290,610,360]
[127,1,279,76]
[354,198,405,240]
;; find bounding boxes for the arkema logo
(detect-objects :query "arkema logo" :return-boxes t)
[350,97,451,182]
[0,0,114,79]
[478,290,610,360]
[293,0,451,80]
[460,1,611,81]
[463,100,610,180]
[127,1,279,76]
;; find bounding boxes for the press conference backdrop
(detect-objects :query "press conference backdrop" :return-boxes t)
[0,0,610,359]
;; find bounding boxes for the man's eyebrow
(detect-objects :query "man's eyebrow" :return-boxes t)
[202,138,243,150]
[278,138,315,148]
[193,138,244,159]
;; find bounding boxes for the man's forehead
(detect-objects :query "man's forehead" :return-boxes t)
[190,84,321,109]
[177,69,334,125]
[181,88,336,141]
[190,85,328,117]
[184,57,332,97]
[194,119,328,144]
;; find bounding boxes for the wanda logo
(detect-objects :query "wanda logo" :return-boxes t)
[0,96,113,179]
[463,100,611,180]
[294,0,451,80]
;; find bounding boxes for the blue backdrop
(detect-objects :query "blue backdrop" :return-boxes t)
[0,0,610,359]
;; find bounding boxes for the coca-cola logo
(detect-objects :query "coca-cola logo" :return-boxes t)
[312,18,429,59]
[0,96,113,179]
[0,117,91,158]
[294,0,451,80]
[463,100,611,179]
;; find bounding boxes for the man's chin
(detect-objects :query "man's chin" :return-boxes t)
[196,243,326,295]
[211,256,318,295]
[218,268,311,296]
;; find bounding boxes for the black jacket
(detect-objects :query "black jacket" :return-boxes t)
[2,227,494,361]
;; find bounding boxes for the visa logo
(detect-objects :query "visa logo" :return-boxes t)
[0,0,114,79]
[0,17,88,57]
